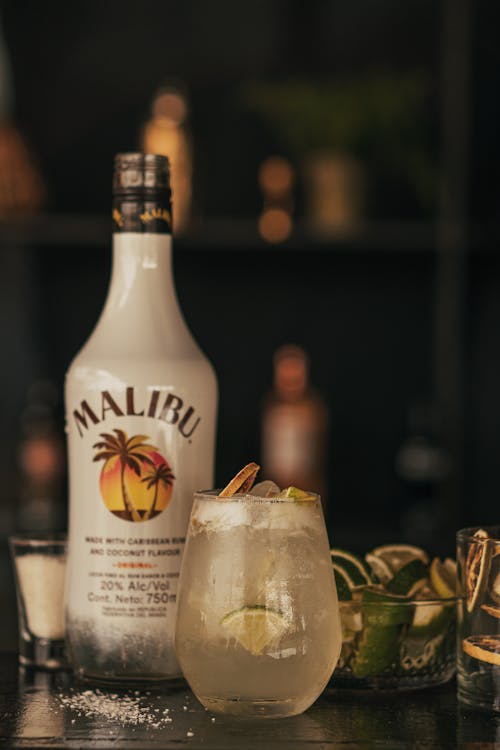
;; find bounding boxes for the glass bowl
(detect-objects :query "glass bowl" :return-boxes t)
[331,594,458,691]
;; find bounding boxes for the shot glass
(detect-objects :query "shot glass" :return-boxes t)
[9,534,67,669]
[457,526,500,710]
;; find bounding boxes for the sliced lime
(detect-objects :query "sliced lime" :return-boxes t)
[370,544,429,574]
[361,586,413,627]
[350,587,414,678]
[330,549,373,588]
[278,486,316,501]
[463,635,500,666]
[387,559,428,597]
[339,601,363,635]
[365,552,393,585]
[429,557,456,598]
[220,605,288,655]
[408,587,451,638]
[333,564,353,601]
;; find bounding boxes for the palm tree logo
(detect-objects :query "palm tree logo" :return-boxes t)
[93,429,175,522]
[141,463,175,521]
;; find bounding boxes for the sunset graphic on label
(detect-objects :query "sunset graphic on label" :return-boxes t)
[93,429,175,522]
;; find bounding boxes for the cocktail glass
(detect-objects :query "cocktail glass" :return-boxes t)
[457,526,500,710]
[175,490,341,718]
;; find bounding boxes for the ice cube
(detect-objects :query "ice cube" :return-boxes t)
[250,480,280,498]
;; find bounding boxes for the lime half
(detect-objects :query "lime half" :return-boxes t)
[365,552,393,585]
[370,544,429,574]
[408,587,451,638]
[331,549,373,588]
[387,558,428,597]
[221,605,288,655]
[350,587,414,678]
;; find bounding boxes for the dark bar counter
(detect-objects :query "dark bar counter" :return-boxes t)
[0,652,498,749]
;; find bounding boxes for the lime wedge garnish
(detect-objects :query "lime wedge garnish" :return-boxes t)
[330,549,373,588]
[278,486,316,501]
[463,635,500,666]
[429,557,456,598]
[369,544,429,574]
[387,558,428,597]
[220,605,288,655]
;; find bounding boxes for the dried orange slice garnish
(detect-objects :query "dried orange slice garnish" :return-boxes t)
[466,528,492,612]
[463,635,500,666]
[219,462,260,498]
[481,604,500,619]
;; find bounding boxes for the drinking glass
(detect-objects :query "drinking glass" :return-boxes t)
[9,534,67,669]
[175,490,341,718]
[457,526,500,710]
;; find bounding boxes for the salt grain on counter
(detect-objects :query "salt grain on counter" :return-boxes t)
[58,689,175,728]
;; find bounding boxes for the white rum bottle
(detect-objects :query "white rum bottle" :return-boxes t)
[64,153,217,681]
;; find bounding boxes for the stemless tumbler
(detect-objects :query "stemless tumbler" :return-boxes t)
[457,526,500,710]
[175,490,341,718]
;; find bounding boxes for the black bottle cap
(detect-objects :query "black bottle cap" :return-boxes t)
[113,153,171,196]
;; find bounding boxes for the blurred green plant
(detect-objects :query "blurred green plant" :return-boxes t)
[245,72,436,211]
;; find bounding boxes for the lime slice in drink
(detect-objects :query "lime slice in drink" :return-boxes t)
[387,558,428,597]
[220,605,288,655]
[369,544,429,574]
[463,635,500,666]
[465,529,492,612]
[429,557,456,598]
[278,486,316,502]
[330,549,373,588]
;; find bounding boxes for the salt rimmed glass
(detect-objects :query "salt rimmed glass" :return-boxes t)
[175,490,341,718]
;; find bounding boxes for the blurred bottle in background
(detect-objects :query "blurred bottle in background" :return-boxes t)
[257,155,294,244]
[17,381,65,532]
[0,16,45,217]
[141,85,192,233]
[261,345,329,502]
[395,400,449,549]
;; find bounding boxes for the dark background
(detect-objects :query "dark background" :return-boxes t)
[0,0,499,644]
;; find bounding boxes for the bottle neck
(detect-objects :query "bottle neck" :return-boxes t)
[106,232,177,315]
[105,191,177,318]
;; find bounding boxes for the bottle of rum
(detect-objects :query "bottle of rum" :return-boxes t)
[261,345,328,501]
[64,153,218,681]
